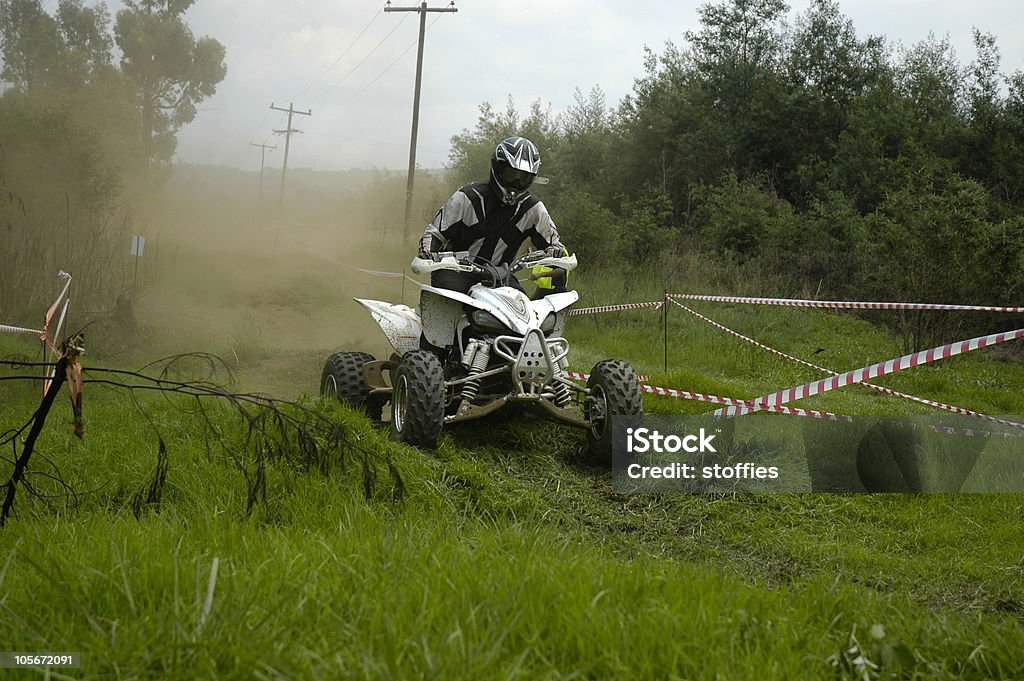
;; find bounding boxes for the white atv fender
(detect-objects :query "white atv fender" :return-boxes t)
[530,290,579,337]
[354,299,421,355]
[354,288,506,355]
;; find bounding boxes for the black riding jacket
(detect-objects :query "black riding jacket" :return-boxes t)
[418,181,563,266]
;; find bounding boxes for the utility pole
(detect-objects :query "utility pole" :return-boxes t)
[249,141,277,199]
[384,0,457,239]
[270,102,312,210]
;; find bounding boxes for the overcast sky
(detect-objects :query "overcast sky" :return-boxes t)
[108,0,1024,172]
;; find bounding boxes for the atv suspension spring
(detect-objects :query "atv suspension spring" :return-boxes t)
[552,381,573,408]
[460,341,491,403]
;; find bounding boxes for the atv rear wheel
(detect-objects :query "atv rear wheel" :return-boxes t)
[391,350,445,447]
[321,351,383,421]
[586,359,643,464]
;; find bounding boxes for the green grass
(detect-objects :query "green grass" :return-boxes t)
[2,270,1024,679]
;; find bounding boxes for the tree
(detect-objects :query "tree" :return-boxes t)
[447,98,520,186]
[56,0,113,82]
[0,0,65,91]
[683,0,792,192]
[0,0,113,91]
[446,95,558,188]
[863,165,1004,349]
[558,86,613,191]
[897,32,965,150]
[960,29,1010,196]
[997,70,1024,204]
[686,0,788,85]
[114,0,226,183]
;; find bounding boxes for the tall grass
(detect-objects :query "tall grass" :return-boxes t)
[1,356,1023,678]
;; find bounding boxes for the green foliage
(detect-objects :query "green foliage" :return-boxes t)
[115,0,226,183]
[620,185,677,263]
[861,166,1010,348]
[545,187,618,265]
[693,174,793,260]
[447,96,531,186]
[0,99,131,318]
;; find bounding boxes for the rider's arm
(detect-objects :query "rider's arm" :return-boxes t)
[419,188,477,259]
[418,230,443,260]
[523,200,564,254]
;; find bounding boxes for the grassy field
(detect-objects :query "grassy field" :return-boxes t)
[2,207,1024,679]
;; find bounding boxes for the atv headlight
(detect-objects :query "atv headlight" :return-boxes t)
[540,312,557,333]
[470,310,511,334]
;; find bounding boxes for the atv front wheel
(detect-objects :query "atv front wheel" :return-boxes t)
[586,359,643,464]
[321,351,383,420]
[391,350,445,447]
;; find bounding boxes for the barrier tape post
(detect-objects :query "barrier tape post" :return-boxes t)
[663,289,669,372]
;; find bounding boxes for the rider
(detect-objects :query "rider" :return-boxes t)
[417,136,567,294]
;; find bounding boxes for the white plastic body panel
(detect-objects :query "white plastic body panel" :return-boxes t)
[357,273,581,355]
[354,298,421,355]
[419,288,465,349]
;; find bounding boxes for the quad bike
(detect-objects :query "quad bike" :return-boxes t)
[320,250,643,462]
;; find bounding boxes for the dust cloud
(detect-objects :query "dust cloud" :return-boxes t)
[122,165,451,399]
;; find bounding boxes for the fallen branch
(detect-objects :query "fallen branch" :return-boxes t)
[1,356,67,527]
[0,352,405,526]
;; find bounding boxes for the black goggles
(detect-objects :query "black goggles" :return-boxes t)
[498,166,536,191]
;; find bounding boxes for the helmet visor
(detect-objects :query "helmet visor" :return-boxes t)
[498,166,536,191]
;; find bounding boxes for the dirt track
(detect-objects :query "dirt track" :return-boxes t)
[133,214,416,399]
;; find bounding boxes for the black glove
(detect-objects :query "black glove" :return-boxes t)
[491,263,511,284]
[418,250,440,262]
[545,245,565,258]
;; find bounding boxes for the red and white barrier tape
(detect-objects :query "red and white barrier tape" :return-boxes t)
[1,271,71,348]
[567,301,663,317]
[564,370,1024,435]
[668,299,1024,432]
[715,328,1024,417]
[44,272,72,352]
[562,371,850,421]
[0,324,45,336]
[669,293,1024,314]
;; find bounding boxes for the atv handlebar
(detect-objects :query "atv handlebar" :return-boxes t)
[410,253,476,275]
[410,250,577,277]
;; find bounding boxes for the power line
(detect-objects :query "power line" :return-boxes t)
[317,15,444,113]
[304,130,448,154]
[305,13,411,103]
[289,9,382,101]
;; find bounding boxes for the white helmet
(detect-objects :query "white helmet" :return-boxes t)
[490,136,541,205]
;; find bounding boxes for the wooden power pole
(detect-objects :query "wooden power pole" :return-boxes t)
[249,141,277,199]
[270,102,312,210]
[384,1,457,239]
